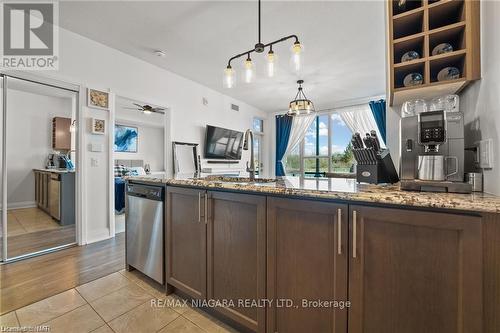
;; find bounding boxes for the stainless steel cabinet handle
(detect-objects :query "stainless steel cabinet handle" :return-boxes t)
[353,210,357,258]
[204,194,208,224]
[198,192,201,222]
[337,208,342,255]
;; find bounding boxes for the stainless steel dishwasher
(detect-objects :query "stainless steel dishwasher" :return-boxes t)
[126,183,164,284]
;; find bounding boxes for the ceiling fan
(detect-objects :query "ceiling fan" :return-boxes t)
[124,103,165,115]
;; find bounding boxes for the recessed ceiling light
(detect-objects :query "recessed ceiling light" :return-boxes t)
[154,50,166,57]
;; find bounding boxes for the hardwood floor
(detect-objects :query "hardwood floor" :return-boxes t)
[7,225,76,258]
[0,233,125,315]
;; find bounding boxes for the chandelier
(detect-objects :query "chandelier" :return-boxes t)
[223,0,303,88]
[288,80,315,116]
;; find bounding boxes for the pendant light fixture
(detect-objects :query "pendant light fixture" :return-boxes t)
[288,80,315,116]
[223,0,303,88]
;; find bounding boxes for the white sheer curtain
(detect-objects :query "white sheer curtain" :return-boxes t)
[339,104,386,148]
[283,114,315,172]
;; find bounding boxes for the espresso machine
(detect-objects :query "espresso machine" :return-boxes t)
[400,110,472,193]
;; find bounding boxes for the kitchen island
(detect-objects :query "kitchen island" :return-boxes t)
[126,175,500,333]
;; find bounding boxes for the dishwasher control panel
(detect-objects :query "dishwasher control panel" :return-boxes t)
[127,183,164,201]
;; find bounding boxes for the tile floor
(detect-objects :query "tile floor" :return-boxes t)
[7,207,60,236]
[0,269,240,333]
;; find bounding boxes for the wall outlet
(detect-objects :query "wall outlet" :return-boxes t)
[91,158,99,167]
[202,97,208,106]
[479,139,494,169]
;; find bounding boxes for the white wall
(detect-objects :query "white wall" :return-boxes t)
[459,0,500,195]
[6,89,72,207]
[114,122,165,172]
[18,27,268,243]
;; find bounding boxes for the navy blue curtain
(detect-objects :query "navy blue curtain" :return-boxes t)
[369,99,387,144]
[275,115,293,176]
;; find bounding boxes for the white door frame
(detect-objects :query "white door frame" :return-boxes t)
[0,70,84,260]
[108,92,171,239]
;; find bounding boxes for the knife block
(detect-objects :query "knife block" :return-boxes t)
[353,148,399,184]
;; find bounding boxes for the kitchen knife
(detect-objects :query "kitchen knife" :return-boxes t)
[351,135,359,149]
[370,130,381,152]
[363,135,372,149]
[354,132,364,149]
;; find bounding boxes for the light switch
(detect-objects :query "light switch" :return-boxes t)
[91,158,99,167]
[90,143,103,152]
[479,139,493,169]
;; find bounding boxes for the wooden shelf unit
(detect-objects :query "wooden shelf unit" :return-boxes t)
[388,0,480,106]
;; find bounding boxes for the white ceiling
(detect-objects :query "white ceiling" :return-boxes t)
[116,95,166,128]
[59,1,387,113]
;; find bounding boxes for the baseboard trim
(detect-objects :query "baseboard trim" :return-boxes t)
[0,201,37,210]
[86,229,112,244]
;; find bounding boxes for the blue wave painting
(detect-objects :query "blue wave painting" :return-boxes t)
[115,125,138,152]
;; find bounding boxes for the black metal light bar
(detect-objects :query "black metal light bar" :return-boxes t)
[225,0,301,69]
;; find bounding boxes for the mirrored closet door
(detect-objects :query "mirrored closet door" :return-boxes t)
[1,75,78,261]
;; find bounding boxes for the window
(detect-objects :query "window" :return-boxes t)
[252,118,264,175]
[286,112,355,177]
[252,118,264,133]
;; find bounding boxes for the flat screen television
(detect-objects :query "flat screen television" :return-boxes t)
[204,125,244,160]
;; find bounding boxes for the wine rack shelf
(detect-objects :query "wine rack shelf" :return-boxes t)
[387,0,480,106]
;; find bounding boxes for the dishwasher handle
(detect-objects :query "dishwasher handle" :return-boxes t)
[127,192,148,199]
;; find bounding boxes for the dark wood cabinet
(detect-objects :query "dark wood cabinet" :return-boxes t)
[165,187,487,333]
[348,205,483,333]
[52,117,72,151]
[166,186,207,299]
[267,197,348,333]
[207,191,266,333]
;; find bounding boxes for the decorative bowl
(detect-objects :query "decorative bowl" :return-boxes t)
[437,67,460,81]
[401,51,420,63]
[432,43,453,56]
[403,73,424,87]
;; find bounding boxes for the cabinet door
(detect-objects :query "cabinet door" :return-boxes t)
[166,186,206,299]
[52,117,71,151]
[348,205,482,333]
[207,191,266,333]
[267,197,348,333]
[48,177,60,220]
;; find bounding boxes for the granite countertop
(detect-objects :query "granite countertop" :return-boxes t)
[33,168,75,174]
[126,174,500,214]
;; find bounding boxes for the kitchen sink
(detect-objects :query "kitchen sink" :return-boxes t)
[202,175,278,183]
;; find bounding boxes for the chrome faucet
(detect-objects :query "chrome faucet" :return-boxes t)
[243,129,255,181]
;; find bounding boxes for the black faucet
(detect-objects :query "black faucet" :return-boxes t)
[243,129,255,181]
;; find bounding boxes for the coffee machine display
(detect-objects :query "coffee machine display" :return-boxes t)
[418,111,446,151]
[400,110,472,193]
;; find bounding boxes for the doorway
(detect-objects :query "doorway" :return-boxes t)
[0,74,80,262]
[112,96,167,235]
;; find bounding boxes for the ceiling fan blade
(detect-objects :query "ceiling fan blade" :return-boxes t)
[133,103,144,108]
[152,107,165,112]
[123,107,141,110]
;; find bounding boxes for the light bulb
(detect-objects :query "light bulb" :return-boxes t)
[223,66,235,88]
[291,41,302,71]
[143,110,152,115]
[267,50,275,77]
[244,58,254,83]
